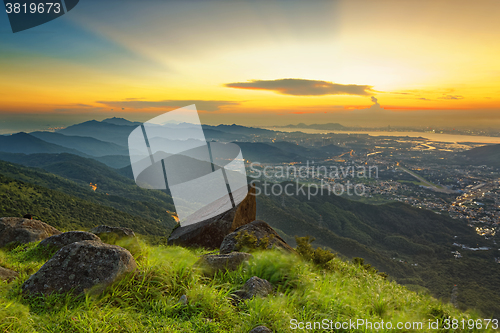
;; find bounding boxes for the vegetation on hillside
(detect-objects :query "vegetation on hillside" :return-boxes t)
[255,182,500,317]
[1,157,498,318]
[1,241,493,333]
[0,173,173,238]
[0,159,177,235]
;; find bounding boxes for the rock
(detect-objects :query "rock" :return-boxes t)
[249,326,272,333]
[178,294,188,305]
[22,240,137,295]
[0,217,61,248]
[0,266,18,282]
[220,220,295,254]
[38,231,101,250]
[231,185,257,231]
[231,276,273,304]
[167,185,256,249]
[243,276,273,298]
[89,225,135,243]
[196,252,252,276]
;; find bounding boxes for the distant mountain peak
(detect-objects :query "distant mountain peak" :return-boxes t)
[102,117,140,126]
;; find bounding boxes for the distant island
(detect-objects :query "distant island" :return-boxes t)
[278,123,346,131]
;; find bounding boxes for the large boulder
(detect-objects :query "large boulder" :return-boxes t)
[0,217,61,247]
[220,220,295,254]
[195,252,252,276]
[22,240,137,295]
[0,266,18,282]
[38,231,101,251]
[167,185,256,249]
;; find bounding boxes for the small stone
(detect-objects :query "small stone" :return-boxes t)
[0,266,18,282]
[195,252,253,276]
[243,276,273,298]
[249,326,272,333]
[178,294,188,305]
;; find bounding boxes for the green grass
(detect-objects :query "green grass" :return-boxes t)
[0,241,494,333]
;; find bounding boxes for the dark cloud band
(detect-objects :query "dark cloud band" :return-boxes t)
[225,78,373,96]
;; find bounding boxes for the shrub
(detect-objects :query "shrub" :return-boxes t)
[235,231,274,252]
[295,236,335,268]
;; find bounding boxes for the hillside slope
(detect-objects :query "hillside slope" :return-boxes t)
[255,182,500,316]
[0,159,176,233]
[30,132,129,157]
[0,133,86,156]
[464,144,500,167]
[1,244,491,333]
[0,173,172,236]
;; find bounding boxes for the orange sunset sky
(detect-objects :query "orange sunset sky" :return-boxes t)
[0,0,499,132]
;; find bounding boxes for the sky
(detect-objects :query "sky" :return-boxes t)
[1,0,499,133]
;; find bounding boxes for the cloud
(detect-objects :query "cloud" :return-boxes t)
[347,95,390,115]
[96,100,239,112]
[439,95,464,100]
[225,78,374,96]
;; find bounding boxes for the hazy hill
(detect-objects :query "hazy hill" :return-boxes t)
[205,124,275,136]
[203,128,248,141]
[235,142,304,163]
[464,144,500,167]
[270,141,349,158]
[318,144,351,155]
[93,154,132,169]
[54,120,253,150]
[101,117,141,126]
[283,122,346,130]
[0,133,86,156]
[268,141,320,158]
[57,120,134,146]
[30,132,128,157]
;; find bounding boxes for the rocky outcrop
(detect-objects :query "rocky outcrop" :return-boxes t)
[0,217,61,247]
[195,252,252,276]
[231,185,257,231]
[220,220,295,254]
[22,240,136,295]
[38,231,101,250]
[0,266,18,282]
[89,225,135,239]
[249,326,272,333]
[167,185,256,249]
